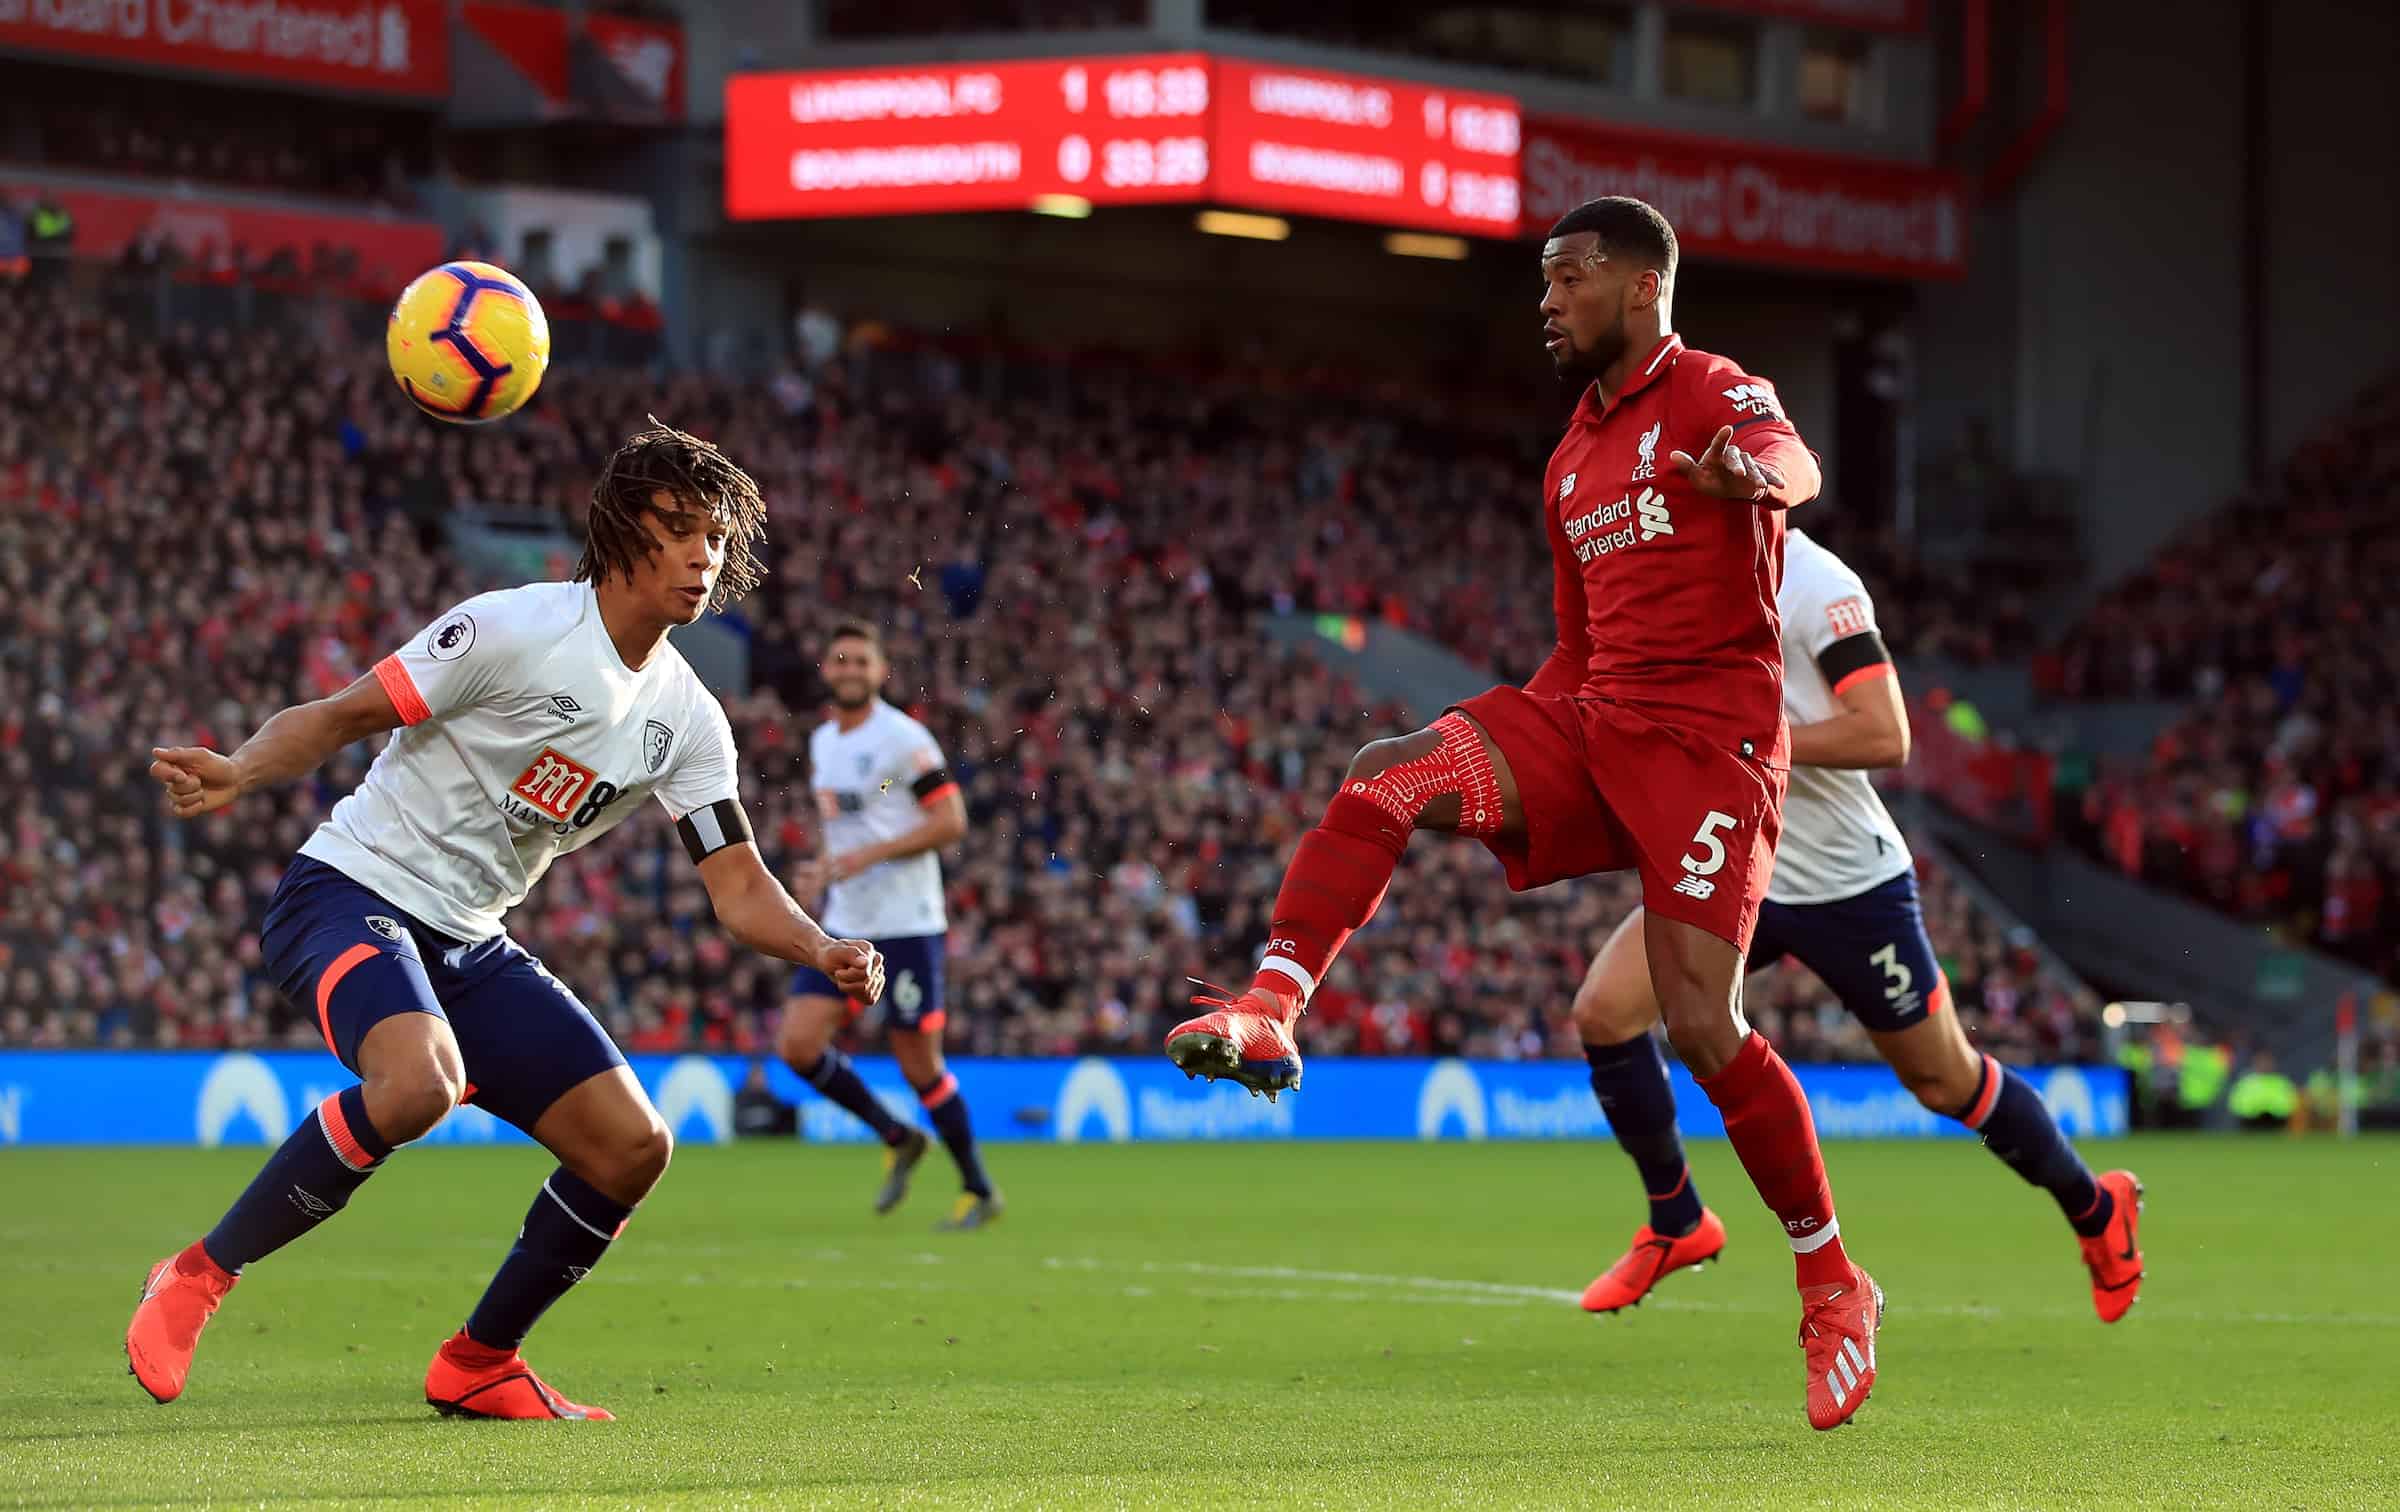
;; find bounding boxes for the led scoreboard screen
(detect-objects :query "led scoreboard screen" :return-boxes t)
[726,54,1523,237]
[724,55,1213,220]
[1210,60,1519,236]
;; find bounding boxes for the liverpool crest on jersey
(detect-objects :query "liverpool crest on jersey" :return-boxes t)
[1633,420,1661,481]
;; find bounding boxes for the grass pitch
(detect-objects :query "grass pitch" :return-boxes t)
[2,1135,2393,1508]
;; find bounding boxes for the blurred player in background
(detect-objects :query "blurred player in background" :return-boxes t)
[1166,196,1885,1428]
[779,621,1001,1230]
[1572,525,2145,1322]
[127,423,885,1420]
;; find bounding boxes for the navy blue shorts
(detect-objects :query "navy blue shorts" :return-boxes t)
[1750,870,1948,1033]
[260,857,627,1133]
[790,933,946,1034]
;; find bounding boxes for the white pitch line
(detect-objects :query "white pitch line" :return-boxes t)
[299,1250,2400,1330]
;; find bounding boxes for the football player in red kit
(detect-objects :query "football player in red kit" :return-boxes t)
[1165,195,1884,1429]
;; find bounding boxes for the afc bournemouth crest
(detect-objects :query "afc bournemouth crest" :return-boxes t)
[644,720,674,775]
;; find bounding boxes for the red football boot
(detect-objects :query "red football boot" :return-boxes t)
[125,1241,238,1404]
[2077,1169,2146,1323]
[424,1331,615,1421]
[1799,1263,1885,1431]
[1579,1208,1728,1313]
[1164,983,1303,1098]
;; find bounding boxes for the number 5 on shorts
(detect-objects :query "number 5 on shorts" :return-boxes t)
[1672,810,1739,900]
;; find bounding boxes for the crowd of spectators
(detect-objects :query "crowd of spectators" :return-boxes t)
[1,64,428,210]
[2052,375,2400,978]
[0,275,2103,1070]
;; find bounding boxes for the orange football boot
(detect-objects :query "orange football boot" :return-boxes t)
[1164,982,1303,1098]
[424,1331,615,1421]
[1799,1263,1884,1431]
[125,1241,238,1404]
[2077,1169,2146,1323]
[1580,1208,1728,1313]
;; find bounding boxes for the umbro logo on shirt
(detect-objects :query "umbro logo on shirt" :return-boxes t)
[547,694,582,720]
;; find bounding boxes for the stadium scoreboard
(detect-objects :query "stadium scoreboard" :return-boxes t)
[725,53,1520,238]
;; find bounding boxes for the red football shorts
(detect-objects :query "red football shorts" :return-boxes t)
[1452,686,1786,951]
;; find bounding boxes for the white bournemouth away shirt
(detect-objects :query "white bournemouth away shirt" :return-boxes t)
[810,700,952,939]
[1768,529,1915,905]
[300,581,741,942]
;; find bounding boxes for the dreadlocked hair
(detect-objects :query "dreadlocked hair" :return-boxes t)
[577,415,770,612]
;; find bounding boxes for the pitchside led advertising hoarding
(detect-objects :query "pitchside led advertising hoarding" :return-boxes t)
[723,53,1520,238]
[0,1052,2125,1147]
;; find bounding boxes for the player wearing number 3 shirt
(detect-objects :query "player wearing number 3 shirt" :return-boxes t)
[1162,196,1885,1429]
[1570,526,2145,1330]
[125,422,886,1422]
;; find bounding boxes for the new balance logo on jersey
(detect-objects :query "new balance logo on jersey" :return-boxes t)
[1722,383,1784,420]
[1670,874,1716,900]
[1632,420,1661,481]
[1558,471,1577,501]
[547,694,582,720]
[1636,488,1674,541]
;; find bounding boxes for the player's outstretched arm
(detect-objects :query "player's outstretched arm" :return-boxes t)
[149,670,403,819]
[696,840,887,1003]
[1669,424,1821,507]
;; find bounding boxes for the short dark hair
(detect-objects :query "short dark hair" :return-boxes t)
[578,417,769,612]
[1547,196,1678,288]
[826,619,882,652]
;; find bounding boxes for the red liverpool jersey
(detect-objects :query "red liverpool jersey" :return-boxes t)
[1524,333,1821,763]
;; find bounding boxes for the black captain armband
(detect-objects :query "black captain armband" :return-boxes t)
[677,798,754,864]
[1816,629,1896,697]
[909,767,959,803]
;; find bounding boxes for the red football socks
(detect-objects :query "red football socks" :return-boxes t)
[1696,1032,1851,1289]
[1250,792,1407,1015]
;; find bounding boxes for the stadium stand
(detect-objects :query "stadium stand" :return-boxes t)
[2052,373,2400,979]
[0,273,2102,1067]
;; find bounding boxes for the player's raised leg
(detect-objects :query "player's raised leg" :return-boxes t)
[777,986,928,1213]
[892,1022,1000,1231]
[127,872,458,1405]
[1866,985,2142,1321]
[1570,909,1725,1313]
[1165,711,1517,1095]
[1648,909,1882,1430]
[426,947,662,1421]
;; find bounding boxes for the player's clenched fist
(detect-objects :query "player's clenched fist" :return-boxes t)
[1670,424,1785,502]
[818,939,885,1004]
[150,746,242,819]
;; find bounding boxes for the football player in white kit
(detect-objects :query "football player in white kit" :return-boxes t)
[127,422,886,1420]
[778,621,1000,1230]
[1569,527,2146,1324]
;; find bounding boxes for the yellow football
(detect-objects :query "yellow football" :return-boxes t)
[385,261,551,424]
